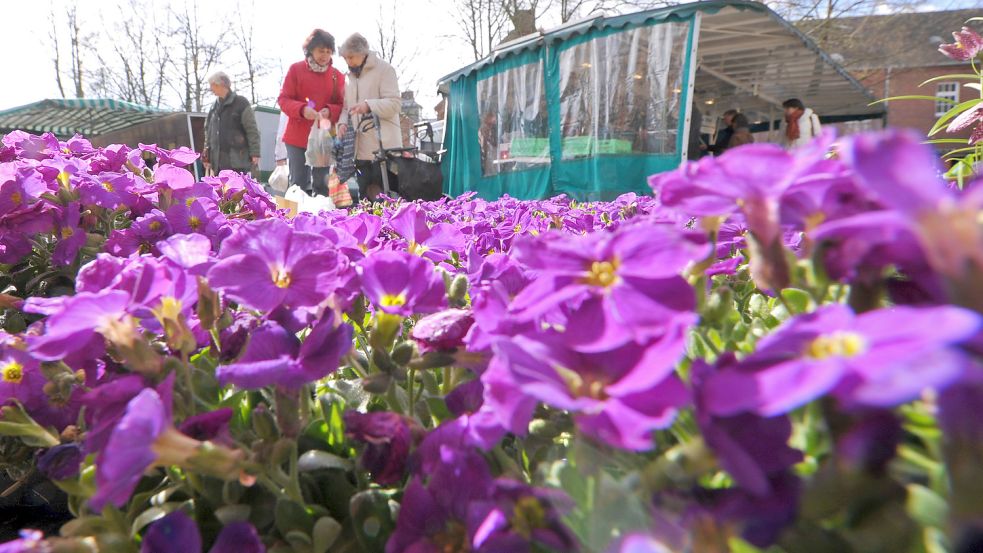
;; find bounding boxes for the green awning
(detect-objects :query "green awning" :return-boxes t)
[0,98,170,138]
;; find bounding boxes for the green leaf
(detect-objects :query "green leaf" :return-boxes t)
[918,74,981,87]
[131,507,168,536]
[275,499,314,536]
[871,95,957,106]
[349,490,396,553]
[312,516,342,553]
[297,450,352,472]
[928,97,982,136]
[780,288,812,314]
[906,484,948,528]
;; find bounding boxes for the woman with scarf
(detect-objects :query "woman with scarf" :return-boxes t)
[780,98,821,149]
[277,29,345,196]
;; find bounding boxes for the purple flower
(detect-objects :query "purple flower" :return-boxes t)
[208,218,348,312]
[157,233,215,276]
[357,251,447,316]
[694,357,802,496]
[938,26,983,61]
[344,410,424,485]
[141,511,202,553]
[470,479,578,553]
[90,388,172,510]
[0,530,44,553]
[947,104,983,145]
[37,443,84,480]
[387,449,493,553]
[166,198,229,243]
[179,408,234,444]
[81,375,160,455]
[52,202,85,266]
[411,309,475,353]
[140,143,200,168]
[509,224,703,352]
[389,203,466,262]
[105,209,171,256]
[650,139,836,244]
[702,304,980,416]
[216,313,353,389]
[209,522,265,553]
[25,290,130,362]
[154,164,195,191]
[485,311,690,451]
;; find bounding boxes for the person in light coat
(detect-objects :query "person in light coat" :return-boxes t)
[780,98,821,149]
[336,33,402,200]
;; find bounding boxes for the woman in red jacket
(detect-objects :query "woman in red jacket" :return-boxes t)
[277,29,345,196]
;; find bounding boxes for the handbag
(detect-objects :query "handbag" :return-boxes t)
[268,164,289,194]
[328,170,353,208]
[334,125,357,182]
[305,118,334,168]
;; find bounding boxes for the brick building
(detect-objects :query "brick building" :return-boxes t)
[801,9,980,149]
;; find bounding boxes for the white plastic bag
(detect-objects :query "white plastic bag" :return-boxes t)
[284,185,335,214]
[305,118,334,168]
[268,164,289,194]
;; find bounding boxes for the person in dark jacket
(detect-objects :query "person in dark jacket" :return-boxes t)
[277,29,346,196]
[202,72,260,174]
[707,109,738,156]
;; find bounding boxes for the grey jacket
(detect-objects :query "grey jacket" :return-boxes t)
[204,91,261,170]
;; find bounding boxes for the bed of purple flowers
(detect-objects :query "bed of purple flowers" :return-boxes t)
[0,125,982,553]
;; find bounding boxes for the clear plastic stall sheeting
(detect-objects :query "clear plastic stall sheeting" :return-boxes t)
[476,61,550,177]
[557,22,689,160]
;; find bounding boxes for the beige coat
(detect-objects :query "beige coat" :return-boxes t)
[338,53,403,161]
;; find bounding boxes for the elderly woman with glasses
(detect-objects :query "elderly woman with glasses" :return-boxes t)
[336,33,403,201]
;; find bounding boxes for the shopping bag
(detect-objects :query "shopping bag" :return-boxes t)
[328,170,353,208]
[305,118,334,168]
[334,124,357,182]
[268,164,289,194]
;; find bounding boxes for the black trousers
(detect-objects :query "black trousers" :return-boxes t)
[286,144,330,196]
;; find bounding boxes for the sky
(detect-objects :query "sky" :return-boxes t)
[0,0,477,119]
[1,0,979,119]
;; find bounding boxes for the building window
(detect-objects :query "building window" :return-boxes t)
[936,82,959,117]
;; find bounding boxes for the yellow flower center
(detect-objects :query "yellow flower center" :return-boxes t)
[186,198,195,208]
[159,297,182,319]
[513,224,522,233]
[431,520,469,552]
[61,227,74,239]
[806,331,867,360]
[10,191,22,206]
[512,496,547,539]
[380,293,407,308]
[272,267,291,288]
[102,181,114,192]
[555,365,606,400]
[149,221,162,232]
[188,216,202,231]
[57,171,71,188]
[582,258,621,288]
[2,361,24,384]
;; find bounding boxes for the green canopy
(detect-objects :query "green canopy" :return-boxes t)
[0,98,169,139]
[438,0,883,202]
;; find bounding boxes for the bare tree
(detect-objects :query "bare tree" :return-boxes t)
[231,0,271,105]
[88,0,172,107]
[376,0,421,90]
[66,4,87,98]
[48,7,67,98]
[454,0,510,61]
[172,1,228,112]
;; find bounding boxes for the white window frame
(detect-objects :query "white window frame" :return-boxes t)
[935,82,959,117]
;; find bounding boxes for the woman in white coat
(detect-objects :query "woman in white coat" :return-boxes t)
[781,98,822,149]
[336,33,403,201]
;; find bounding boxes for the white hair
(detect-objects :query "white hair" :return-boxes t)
[207,71,232,88]
[340,33,370,56]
